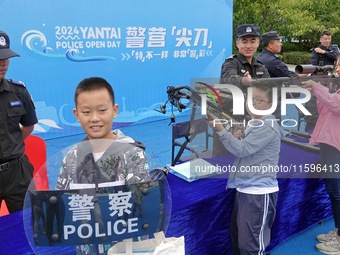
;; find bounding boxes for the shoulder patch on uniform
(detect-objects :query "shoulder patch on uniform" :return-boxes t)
[9,79,26,88]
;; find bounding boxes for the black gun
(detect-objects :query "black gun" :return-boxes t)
[295,65,334,76]
[253,64,337,87]
[254,72,340,92]
[295,64,334,76]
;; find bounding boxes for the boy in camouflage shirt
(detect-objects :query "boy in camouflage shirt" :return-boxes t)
[55,77,150,254]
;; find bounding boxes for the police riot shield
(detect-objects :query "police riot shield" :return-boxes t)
[23,139,171,255]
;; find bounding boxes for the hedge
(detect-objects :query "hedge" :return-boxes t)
[282,51,311,65]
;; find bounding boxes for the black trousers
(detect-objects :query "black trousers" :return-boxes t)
[0,155,34,213]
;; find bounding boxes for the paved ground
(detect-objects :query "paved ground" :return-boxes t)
[286,64,297,72]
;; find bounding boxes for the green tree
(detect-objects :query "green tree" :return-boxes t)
[233,0,340,49]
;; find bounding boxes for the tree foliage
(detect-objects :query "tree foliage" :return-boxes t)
[233,0,340,49]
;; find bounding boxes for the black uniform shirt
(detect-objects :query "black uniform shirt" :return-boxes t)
[220,52,270,91]
[310,44,340,66]
[256,48,296,77]
[0,79,38,162]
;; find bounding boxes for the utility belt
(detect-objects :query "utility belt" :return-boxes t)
[0,155,23,172]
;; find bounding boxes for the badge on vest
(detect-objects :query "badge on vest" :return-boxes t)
[9,100,23,107]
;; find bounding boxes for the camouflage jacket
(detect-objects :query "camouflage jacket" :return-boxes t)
[56,130,150,190]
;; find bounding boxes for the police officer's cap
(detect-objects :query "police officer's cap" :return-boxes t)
[0,30,20,60]
[236,24,260,38]
[261,31,281,44]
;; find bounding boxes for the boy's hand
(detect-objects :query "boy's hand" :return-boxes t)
[206,112,225,132]
[231,128,243,139]
[206,111,236,135]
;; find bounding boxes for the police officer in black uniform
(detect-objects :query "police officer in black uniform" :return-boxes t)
[306,30,340,131]
[220,24,270,92]
[0,30,38,213]
[310,30,340,66]
[257,31,297,78]
[214,24,270,156]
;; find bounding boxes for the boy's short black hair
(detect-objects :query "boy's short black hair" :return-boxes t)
[74,77,115,106]
[252,81,278,103]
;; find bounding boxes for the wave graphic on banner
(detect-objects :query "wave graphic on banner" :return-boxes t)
[21,30,116,62]
[21,30,64,58]
[66,49,116,62]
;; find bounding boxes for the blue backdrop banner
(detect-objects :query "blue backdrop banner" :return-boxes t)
[0,0,232,139]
